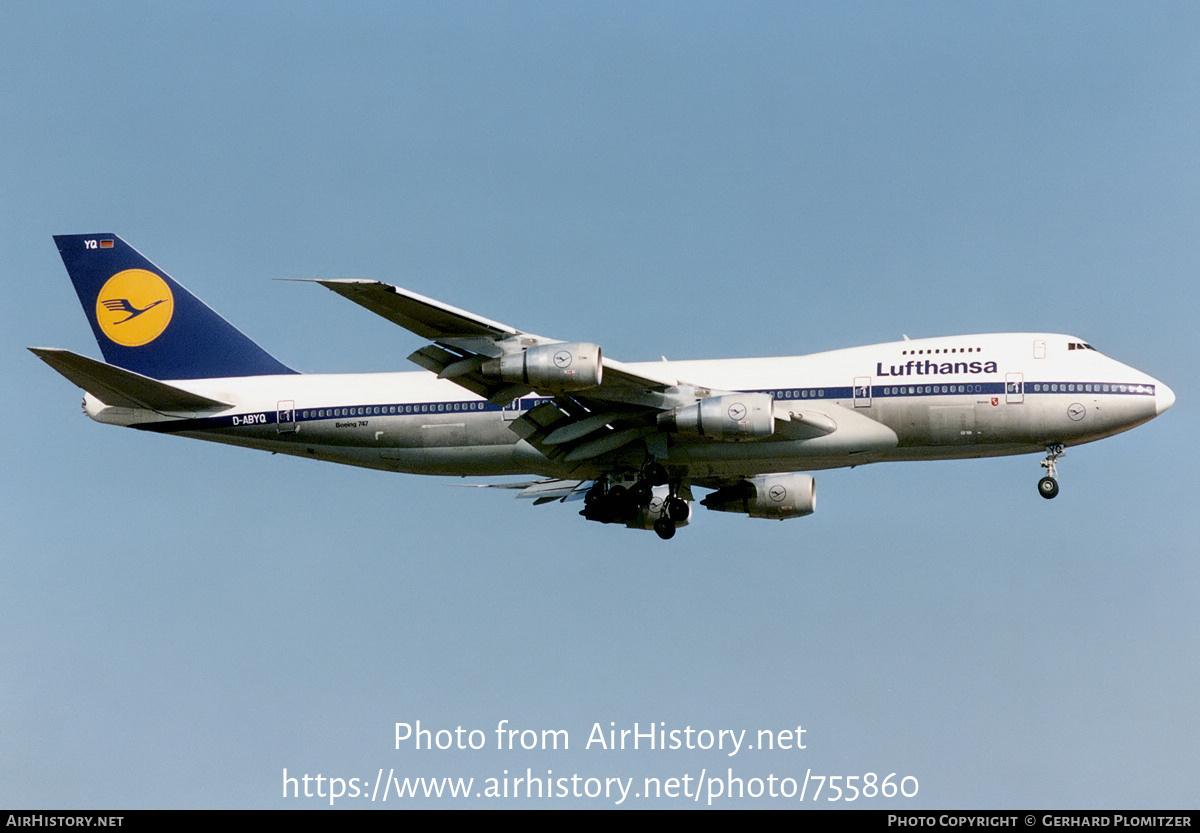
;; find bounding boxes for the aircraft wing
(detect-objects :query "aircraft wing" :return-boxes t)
[307,280,525,346]
[308,279,843,474]
[309,279,680,404]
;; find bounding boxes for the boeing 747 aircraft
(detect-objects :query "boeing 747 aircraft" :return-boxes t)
[33,234,1174,539]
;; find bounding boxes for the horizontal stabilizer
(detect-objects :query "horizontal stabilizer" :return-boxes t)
[29,348,232,412]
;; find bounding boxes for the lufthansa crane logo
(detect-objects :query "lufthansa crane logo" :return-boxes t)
[95,269,174,346]
[727,402,747,421]
[768,485,787,502]
[553,350,573,368]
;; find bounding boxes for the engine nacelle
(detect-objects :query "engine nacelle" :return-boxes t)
[658,393,774,441]
[700,473,816,520]
[482,343,602,391]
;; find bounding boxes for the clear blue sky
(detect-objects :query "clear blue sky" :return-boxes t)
[3,1,1197,808]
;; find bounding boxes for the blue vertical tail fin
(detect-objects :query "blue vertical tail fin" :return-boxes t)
[54,234,296,380]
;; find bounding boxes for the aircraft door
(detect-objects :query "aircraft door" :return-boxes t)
[1006,373,1024,404]
[277,400,297,433]
[853,377,872,408]
[502,397,522,421]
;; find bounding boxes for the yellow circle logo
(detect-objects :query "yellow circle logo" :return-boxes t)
[95,269,175,347]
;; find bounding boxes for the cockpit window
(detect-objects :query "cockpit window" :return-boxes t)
[1067,342,1096,351]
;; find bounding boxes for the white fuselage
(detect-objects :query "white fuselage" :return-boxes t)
[86,333,1171,479]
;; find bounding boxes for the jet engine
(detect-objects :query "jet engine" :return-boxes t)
[482,343,603,391]
[658,393,774,440]
[700,473,816,519]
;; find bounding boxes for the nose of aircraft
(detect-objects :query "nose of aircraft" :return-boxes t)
[1156,380,1176,415]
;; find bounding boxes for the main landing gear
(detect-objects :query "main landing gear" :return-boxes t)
[639,462,688,540]
[652,495,690,540]
[1038,443,1065,499]
[581,463,687,540]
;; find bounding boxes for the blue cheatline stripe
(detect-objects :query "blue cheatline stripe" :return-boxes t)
[129,379,1156,434]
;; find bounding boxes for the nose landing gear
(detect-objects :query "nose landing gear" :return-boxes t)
[1038,443,1065,499]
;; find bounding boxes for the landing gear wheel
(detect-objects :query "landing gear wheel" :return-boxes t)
[653,517,676,540]
[584,482,604,505]
[1038,444,1065,499]
[666,497,689,522]
[630,480,652,505]
[642,462,668,486]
